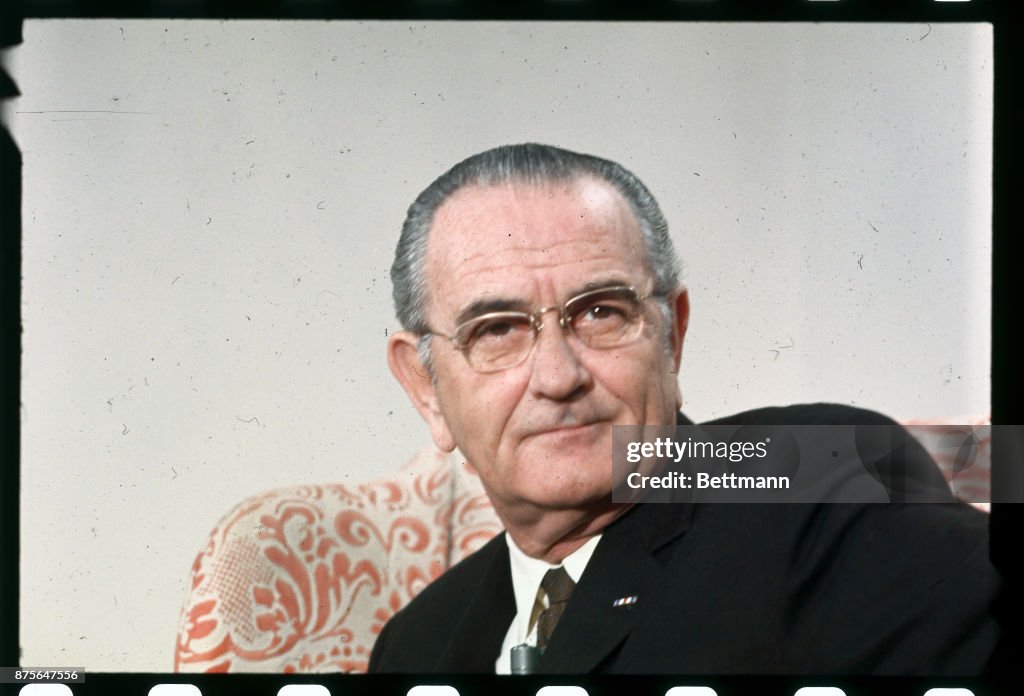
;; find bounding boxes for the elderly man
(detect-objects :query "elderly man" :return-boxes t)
[370,144,998,674]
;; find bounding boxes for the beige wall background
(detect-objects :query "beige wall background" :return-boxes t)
[10,20,991,671]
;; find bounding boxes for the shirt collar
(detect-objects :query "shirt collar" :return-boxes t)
[504,533,602,645]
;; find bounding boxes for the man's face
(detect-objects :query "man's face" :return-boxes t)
[398,178,687,516]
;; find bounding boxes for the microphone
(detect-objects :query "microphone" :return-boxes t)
[510,643,541,674]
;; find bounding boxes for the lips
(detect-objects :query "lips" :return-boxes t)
[526,419,606,440]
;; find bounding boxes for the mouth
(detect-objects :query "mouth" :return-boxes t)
[528,420,606,440]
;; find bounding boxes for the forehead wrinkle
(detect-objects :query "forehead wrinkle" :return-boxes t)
[434,229,644,279]
[450,248,628,279]
[429,244,649,319]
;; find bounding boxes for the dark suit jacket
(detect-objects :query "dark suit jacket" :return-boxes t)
[368,404,999,674]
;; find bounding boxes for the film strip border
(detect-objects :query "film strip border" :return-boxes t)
[0,675,1015,696]
[0,0,1017,22]
[2,2,1021,695]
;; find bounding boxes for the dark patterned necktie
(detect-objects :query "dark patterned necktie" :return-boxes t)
[536,566,576,651]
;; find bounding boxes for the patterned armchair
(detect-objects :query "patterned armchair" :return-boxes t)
[174,447,502,673]
[174,417,990,674]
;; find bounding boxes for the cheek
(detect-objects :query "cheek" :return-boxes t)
[651,356,682,412]
[602,351,678,418]
[438,369,526,440]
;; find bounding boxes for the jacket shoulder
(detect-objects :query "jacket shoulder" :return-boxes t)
[702,402,900,426]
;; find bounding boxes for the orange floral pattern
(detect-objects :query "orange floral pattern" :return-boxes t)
[174,447,501,673]
[902,416,991,511]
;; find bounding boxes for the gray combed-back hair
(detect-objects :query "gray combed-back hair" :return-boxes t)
[391,143,682,341]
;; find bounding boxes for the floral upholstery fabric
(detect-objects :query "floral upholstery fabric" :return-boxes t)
[902,415,991,511]
[174,448,501,673]
[174,419,990,673]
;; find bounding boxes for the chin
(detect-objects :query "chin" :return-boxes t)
[497,444,614,507]
[521,476,614,511]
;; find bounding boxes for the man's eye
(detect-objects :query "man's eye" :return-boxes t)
[480,321,515,337]
[470,317,530,343]
[579,303,628,322]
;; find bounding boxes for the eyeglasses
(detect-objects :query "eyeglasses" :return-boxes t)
[426,285,656,373]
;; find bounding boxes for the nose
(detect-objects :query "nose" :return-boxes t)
[527,310,592,400]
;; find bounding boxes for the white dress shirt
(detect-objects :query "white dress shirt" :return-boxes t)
[494,533,602,674]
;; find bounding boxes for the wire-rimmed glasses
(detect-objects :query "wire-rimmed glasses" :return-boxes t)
[426,285,656,373]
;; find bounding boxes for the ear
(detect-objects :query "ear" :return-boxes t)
[669,289,690,409]
[387,331,457,452]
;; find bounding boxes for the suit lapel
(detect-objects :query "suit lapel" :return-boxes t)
[435,534,516,672]
[538,500,695,673]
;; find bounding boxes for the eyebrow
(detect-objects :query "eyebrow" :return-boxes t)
[452,277,634,326]
[453,297,528,327]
